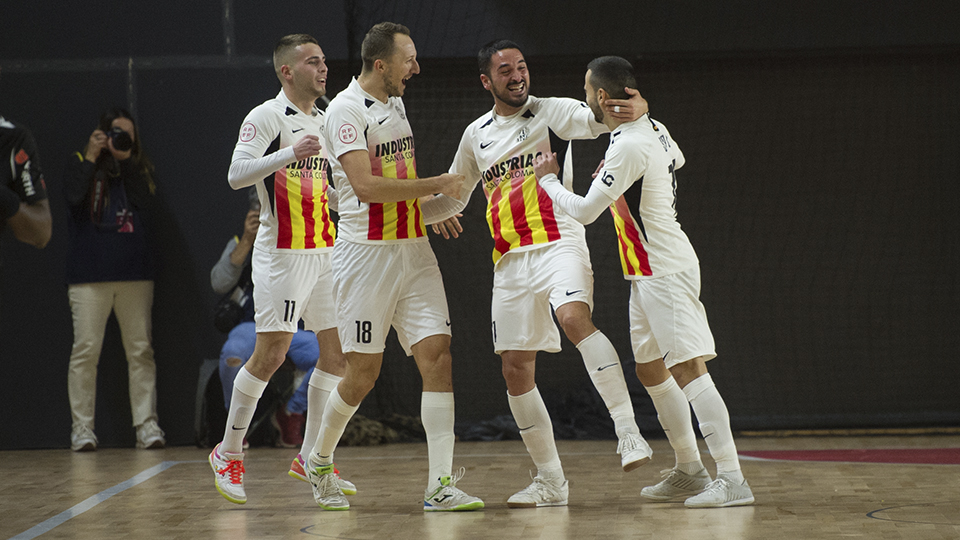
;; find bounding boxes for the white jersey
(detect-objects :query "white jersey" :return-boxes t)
[232,91,336,254]
[324,78,426,244]
[449,96,607,264]
[592,115,699,278]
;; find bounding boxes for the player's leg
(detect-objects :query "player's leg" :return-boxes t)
[672,358,753,508]
[629,275,710,501]
[67,282,114,451]
[307,241,397,510]
[548,241,650,470]
[289,328,348,484]
[501,349,569,508]
[307,350,379,510]
[395,242,482,511]
[290,253,352,486]
[492,250,568,507]
[210,249,310,504]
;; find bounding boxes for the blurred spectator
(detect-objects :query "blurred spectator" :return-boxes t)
[63,108,165,451]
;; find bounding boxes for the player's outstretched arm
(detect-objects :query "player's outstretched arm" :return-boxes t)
[534,152,614,225]
[340,150,464,204]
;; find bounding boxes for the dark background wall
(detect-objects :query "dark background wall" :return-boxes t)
[1,1,957,449]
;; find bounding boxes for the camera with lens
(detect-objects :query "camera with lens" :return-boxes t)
[106,127,134,152]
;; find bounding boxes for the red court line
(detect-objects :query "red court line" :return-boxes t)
[739,448,960,464]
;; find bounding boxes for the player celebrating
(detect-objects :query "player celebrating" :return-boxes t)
[428,40,652,508]
[304,22,483,513]
[209,34,354,505]
[533,56,754,508]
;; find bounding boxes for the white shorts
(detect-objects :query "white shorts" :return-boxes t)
[333,240,450,356]
[251,247,337,333]
[630,266,716,368]
[491,239,594,354]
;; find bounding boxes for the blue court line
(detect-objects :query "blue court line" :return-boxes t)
[9,460,201,540]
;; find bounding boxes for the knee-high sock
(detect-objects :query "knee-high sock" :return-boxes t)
[309,388,358,466]
[222,367,268,454]
[684,373,742,477]
[299,369,343,459]
[421,392,455,489]
[508,386,563,480]
[577,330,639,437]
[645,377,702,470]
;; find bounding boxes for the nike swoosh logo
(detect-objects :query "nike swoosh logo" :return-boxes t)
[480,141,493,149]
[662,351,670,363]
[565,289,583,296]
[597,363,618,371]
[377,117,389,125]
[518,424,535,431]
[292,128,304,133]
[231,426,244,431]
[445,320,451,327]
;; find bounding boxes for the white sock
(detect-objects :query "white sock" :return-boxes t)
[299,369,343,459]
[508,387,564,481]
[577,330,639,437]
[684,373,742,478]
[309,388,358,467]
[222,367,267,454]
[645,376,702,468]
[421,392,455,490]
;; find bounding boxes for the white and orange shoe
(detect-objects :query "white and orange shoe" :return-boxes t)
[209,443,246,504]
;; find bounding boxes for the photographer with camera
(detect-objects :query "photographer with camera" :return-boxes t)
[62,108,165,451]
[211,187,320,448]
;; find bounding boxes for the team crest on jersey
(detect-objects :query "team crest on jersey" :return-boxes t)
[516,127,528,143]
[395,105,405,120]
[339,123,358,144]
[239,122,257,142]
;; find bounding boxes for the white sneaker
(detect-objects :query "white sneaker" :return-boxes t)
[71,425,98,452]
[641,467,712,501]
[684,474,754,508]
[617,432,652,472]
[307,462,349,510]
[136,420,166,449]
[507,472,569,508]
[209,443,246,504]
[423,468,485,512]
[289,454,357,495]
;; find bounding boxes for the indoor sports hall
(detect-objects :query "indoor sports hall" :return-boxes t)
[1,2,957,539]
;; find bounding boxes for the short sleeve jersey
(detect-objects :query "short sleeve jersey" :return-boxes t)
[324,78,425,244]
[1,116,48,207]
[591,116,698,279]
[449,96,607,264]
[232,91,336,254]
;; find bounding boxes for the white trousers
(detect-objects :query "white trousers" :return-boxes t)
[67,280,158,430]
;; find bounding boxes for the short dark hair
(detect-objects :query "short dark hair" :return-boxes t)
[478,39,522,76]
[361,22,411,73]
[586,56,636,100]
[273,34,319,77]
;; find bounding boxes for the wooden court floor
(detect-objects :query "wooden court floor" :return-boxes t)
[3,436,959,539]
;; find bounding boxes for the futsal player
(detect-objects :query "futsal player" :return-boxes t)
[209,33,354,505]
[429,40,653,508]
[533,55,755,508]
[304,22,483,512]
